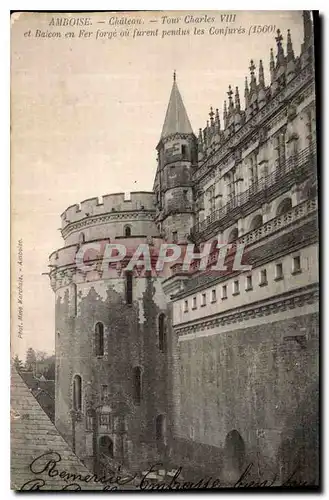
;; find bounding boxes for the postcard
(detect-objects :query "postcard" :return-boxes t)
[11,10,319,490]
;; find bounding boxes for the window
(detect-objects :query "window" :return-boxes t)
[275,263,283,280]
[158,313,167,352]
[192,297,197,309]
[156,415,166,445]
[222,285,227,300]
[246,275,253,290]
[292,256,301,274]
[259,269,268,286]
[79,232,85,245]
[201,293,206,306]
[233,280,240,295]
[181,145,187,158]
[126,272,133,304]
[184,300,188,312]
[172,231,178,243]
[86,411,94,431]
[133,366,142,405]
[99,413,111,430]
[275,130,286,167]
[228,227,239,243]
[249,214,263,231]
[211,289,217,303]
[73,375,82,411]
[95,322,104,356]
[101,384,108,402]
[124,225,131,237]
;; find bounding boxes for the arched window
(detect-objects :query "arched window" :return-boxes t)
[124,225,131,237]
[156,414,166,444]
[158,313,167,352]
[73,375,82,411]
[79,232,85,244]
[133,366,142,405]
[276,197,292,216]
[224,430,245,472]
[99,435,114,458]
[95,322,104,356]
[227,227,239,243]
[126,271,133,304]
[249,214,263,231]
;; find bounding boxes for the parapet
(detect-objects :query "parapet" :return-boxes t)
[61,191,156,228]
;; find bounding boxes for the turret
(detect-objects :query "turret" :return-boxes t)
[154,73,196,243]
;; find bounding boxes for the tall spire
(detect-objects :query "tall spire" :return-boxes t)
[160,74,193,140]
[223,100,228,127]
[235,87,241,112]
[259,60,265,88]
[286,29,294,61]
[303,11,312,48]
[249,60,257,92]
[227,85,234,114]
[209,107,215,127]
[244,77,249,108]
[270,48,275,81]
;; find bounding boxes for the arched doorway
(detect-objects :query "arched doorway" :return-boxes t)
[99,435,114,458]
[224,430,245,473]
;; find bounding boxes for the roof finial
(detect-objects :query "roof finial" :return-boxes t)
[173,70,176,82]
[209,107,215,126]
[275,29,285,64]
[227,85,234,113]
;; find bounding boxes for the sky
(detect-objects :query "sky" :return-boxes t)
[11,10,304,360]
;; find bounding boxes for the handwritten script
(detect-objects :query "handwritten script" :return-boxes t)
[19,451,317,490]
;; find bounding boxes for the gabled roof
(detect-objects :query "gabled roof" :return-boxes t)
[10,366,135,491]
[160,76,194,140]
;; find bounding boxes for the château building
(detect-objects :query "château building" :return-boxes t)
[49,12,318,485]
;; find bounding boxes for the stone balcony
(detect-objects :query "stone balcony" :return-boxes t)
[171,196,317,276]
[191,142,316,241]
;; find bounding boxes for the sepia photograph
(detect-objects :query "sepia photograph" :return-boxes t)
[10,10,319,490]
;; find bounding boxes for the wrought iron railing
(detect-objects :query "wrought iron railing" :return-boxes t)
[172,195,317,277]
[191,142,316,238]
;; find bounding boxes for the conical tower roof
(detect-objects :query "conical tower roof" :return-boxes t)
[160,73,193,140]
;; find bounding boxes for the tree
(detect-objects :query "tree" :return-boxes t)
[25,347,36,372]
[35,350,48,362]
[13,354,23,372]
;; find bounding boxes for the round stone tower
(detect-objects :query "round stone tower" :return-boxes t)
[49,192,172,473]
[154,73,197,244]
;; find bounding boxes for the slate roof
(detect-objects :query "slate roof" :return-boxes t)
[160,78,194,139]
[10,366,135,491]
